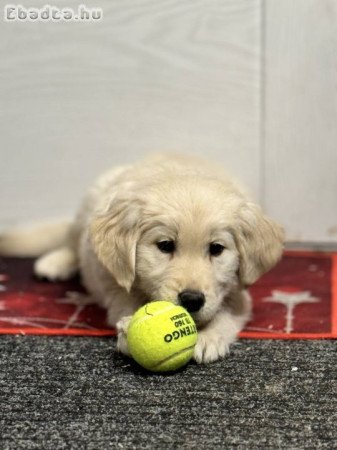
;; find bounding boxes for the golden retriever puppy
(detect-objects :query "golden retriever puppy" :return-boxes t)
[6,154,284,363]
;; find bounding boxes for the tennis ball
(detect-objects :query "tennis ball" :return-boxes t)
[127,301,198,372]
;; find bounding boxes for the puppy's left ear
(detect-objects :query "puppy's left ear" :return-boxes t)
[233,202,285,286]
[89,199,142,292]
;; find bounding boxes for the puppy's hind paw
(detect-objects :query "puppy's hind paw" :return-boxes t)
[34,247,78,281]
[193,333,230,364]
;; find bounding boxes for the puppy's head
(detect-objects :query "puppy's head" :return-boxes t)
[90,176,284,326]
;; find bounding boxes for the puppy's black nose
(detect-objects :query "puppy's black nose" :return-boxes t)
[178,290,205,313]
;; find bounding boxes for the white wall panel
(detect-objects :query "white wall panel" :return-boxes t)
[263,0,337,242]
[0,0,261,227]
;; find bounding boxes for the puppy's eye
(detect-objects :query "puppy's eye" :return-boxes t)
[156,240,175,254]
[209,243,225,257]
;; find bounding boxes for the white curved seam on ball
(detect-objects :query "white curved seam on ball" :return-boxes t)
[151,345,196,369]
[131,304,178,326]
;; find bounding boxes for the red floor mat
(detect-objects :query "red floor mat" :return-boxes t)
[0,252,336,339]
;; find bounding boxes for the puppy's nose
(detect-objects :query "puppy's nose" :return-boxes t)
[178,290,205,313]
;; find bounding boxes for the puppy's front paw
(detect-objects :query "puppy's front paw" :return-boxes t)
[193,331,230,364]
[116,316,132,356]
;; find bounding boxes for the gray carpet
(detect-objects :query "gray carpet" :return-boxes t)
[0,336,336,450]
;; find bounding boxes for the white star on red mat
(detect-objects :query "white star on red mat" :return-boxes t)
[0,289,96,330]
[263,288,320,334]
[55,291,96,329]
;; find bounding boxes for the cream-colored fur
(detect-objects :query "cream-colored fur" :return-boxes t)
[1,154,284,364]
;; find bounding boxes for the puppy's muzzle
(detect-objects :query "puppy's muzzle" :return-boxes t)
[178,290,205,313]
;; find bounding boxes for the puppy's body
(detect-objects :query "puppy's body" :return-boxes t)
[8,154,284,363]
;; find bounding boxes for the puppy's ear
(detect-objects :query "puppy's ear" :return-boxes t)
[233,202,284,286]
[90,199,141,292]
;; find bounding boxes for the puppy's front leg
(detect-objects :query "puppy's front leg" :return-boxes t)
[104,290,144,357]
[116,315,132,356]
[194,303,250,364]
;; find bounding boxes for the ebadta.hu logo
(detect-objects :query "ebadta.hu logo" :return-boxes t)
[4,4,103,22]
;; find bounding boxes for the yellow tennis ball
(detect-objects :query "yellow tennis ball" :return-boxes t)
[127,301,198,372]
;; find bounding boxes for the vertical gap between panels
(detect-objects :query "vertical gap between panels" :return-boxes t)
[259,0,266,209]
